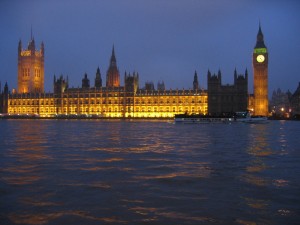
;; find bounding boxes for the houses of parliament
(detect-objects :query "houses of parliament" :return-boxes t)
[0,26,269,118]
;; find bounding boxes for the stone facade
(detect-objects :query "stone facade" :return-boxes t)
[5,84,207,118]
[207,69,248,115]
[290,82,300,115]
[18,36,44,93]
[253,25,269,116]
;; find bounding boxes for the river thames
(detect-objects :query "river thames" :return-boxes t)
[0,119,299,225]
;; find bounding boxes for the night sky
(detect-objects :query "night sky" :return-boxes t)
[1,0,300,96]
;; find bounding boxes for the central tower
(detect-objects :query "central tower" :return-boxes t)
[253,24,268,116]
[106,46,120,88]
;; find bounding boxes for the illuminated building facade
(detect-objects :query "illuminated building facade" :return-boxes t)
[1,26,271,118]
[5,75,207,118]
[253,24,269,116]
[18,35,44,93]
[1,43,207,118]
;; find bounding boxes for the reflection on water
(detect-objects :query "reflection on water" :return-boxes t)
[243,124,271,188]
[247,124,272,156]
[0,120,299,225]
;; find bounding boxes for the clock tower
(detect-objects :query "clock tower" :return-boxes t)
[253,24,268,116]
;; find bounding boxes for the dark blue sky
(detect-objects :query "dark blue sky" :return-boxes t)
[1,0,300,95]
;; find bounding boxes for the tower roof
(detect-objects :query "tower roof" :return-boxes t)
[292,82,300,97]
[255,23,267,49]
[194,70,198,78]
[110,45,116,64]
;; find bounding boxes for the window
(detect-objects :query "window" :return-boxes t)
[23,68,30,77]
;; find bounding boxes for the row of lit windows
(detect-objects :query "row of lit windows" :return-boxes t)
[10,94,53,98]
[10,100,54,105]
[9,97,207,106]
[51,106,206,113]
[59,95,206,100]
[58,99,206,105]
[134,99,206,104]
[9,107,55,114]
[136,91,204,96]
[59,108,122,113]
[60,91,205,98]
[62,93,122,98]
[8,105,208,116]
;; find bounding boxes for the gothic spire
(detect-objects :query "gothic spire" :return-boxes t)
[207,69,211,78]
[193,70,199,90]
[31,25,33,40]
[255,23,267,49]
[106,45,120,87]
[18,39,22,54]
[95,67,102,88]
[110,45,116,66]
[28,27,35,51]
[95,67,101,79]
[234,68,237,81]
[4,82,8,94]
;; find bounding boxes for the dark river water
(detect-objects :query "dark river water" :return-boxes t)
[0,119,299,225]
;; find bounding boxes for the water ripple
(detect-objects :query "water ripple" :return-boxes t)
[0,120,299,224]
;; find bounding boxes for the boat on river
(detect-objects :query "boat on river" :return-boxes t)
[234,111,268,123]
[174,113,234,124]
[174,111,268,124]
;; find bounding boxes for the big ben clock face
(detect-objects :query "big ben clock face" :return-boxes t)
[256,55,265,63]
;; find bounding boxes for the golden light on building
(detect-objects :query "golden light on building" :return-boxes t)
[253,24,269,116]
[1,27,266,118]
[18,35,44,94]
[7,88,208,118]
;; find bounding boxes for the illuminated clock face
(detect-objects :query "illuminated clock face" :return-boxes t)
[256,55,265,63]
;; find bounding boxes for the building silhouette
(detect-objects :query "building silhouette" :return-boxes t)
[207,69,248,115]
[82,73,90,89]
[0,82,9,114]
[94,67,102,88]
[290,82,300,115]
[157,81,165,92]
[193,71,199,91]
[270,88,290,116]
